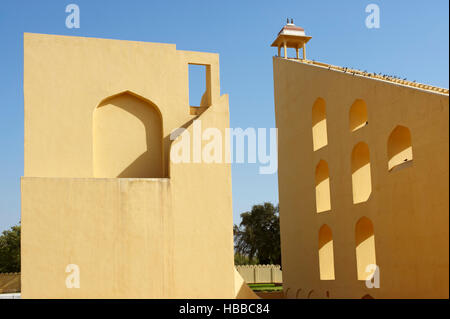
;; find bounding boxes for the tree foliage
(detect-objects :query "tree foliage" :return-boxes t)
[234,202,281,265]
[234,252,259,266]
[0,223,21,273]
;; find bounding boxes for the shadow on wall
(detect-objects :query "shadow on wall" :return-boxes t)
[351,142,372,204]
[315,160,331,213]
[93,91,164,178]
[349,99,368,132]
[355,217,376,281]
[318,224,335,280]
[388,125,413,171]
[312,97,328,151]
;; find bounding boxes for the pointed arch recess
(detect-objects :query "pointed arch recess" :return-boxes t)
[93,91,164,178]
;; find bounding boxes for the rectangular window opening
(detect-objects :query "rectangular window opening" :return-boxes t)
[188,64,210,108]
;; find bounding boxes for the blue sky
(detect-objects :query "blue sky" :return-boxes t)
[0,0,448,232]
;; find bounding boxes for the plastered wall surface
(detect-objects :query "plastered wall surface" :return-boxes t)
[24,33,221,178]
[22,33,236,298]
[273,57,449,299]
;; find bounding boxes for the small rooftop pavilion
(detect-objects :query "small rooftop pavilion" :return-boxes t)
[271,19,312,60]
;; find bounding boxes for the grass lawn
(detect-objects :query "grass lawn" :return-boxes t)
[248,283,283,292]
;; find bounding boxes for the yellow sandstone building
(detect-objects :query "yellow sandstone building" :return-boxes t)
[272,22,449,298]
[21,33,257,299]
[20,24,448,299]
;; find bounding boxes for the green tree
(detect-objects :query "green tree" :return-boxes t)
[0,223,21,273]
[234,202,281,265]
[234,252,259,266]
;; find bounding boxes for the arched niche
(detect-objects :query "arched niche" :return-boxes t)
[349,99,368,132]
[315,160,331,213]
[355,217,376,281]
[312,98,328,151]
[318,224,335,280]
[93,91,164,178]
[351,142,372,204]
[284,287,291,299]
[387,125,413,171]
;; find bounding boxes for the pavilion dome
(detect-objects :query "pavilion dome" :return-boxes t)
[278,22,306,37]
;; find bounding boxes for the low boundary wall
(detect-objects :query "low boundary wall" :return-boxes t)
[235,265,282,284]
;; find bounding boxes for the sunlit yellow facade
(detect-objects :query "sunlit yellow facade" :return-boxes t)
[21,33,257,299]
[273,44,449,298]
